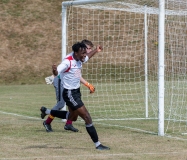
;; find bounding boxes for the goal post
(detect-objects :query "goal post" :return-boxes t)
[61,0,187,138]
[158,0,165,136]
[144,5,148,119]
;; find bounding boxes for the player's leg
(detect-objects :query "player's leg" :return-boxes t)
[42,77,61,132]
[41,104,79,132]
[63,88,110,150]
[40,106,68,119]
[64,106,79,132]
[43,100,66,132]
[76,105,110,150]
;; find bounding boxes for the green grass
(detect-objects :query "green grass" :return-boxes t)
[0,84,187,159]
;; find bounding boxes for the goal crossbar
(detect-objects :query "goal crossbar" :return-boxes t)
[62,0,115,7]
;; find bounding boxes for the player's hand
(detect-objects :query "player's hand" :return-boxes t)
[52,64,58,76]
[96,45,103,52]
[84,82,95,93]
[45,75,54,85]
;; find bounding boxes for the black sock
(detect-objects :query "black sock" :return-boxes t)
[86,125,99,143]
[50,110,67,119]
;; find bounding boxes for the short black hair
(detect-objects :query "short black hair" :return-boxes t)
[72,42,87,52]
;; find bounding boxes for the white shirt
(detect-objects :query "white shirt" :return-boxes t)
[57,52,89,89]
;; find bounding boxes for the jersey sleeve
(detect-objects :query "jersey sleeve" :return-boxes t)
[57,59,70,74]
[83,55,89,63]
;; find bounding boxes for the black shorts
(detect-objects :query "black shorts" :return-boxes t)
[63,88,84,111]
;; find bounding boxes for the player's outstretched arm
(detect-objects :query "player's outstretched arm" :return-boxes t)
[80,77,95,93]
[86,45,103,59]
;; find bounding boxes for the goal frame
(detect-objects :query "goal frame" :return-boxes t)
[61,0,165,136]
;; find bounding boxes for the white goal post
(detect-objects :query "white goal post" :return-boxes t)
[61,0,187,138]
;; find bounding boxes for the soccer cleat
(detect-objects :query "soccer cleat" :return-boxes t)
[64,124,79,132]
[96,144,110,150]
[40,106,47,119]
[43,121,53,132]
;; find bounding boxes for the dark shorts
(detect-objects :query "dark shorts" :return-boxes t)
[63,88,84,111]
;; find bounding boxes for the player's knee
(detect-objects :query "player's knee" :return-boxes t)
[82,113,92,123]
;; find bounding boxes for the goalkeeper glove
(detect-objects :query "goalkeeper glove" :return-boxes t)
[84,82,95,93]
[45,75,54,85]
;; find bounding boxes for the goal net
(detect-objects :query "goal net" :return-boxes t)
[62,0,187,138]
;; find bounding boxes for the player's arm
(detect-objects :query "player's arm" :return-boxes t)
[45,64,59,85]
[45,64,58,85]
[52,64,58,76]
[86,45,103,59]
[80,77,95,94]
[57,60,69,75]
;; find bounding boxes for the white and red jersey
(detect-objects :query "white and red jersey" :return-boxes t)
[57,52,89,89]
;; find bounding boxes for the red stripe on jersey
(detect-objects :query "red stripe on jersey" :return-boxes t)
[64,56,73,72]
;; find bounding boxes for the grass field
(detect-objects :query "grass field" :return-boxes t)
[0,84,187,160]
[1,1,187,159]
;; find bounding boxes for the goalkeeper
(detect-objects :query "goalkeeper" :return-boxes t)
[42,40,95,132]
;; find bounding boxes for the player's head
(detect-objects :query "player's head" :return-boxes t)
[81,39,94,53]
[72,42,87,62]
